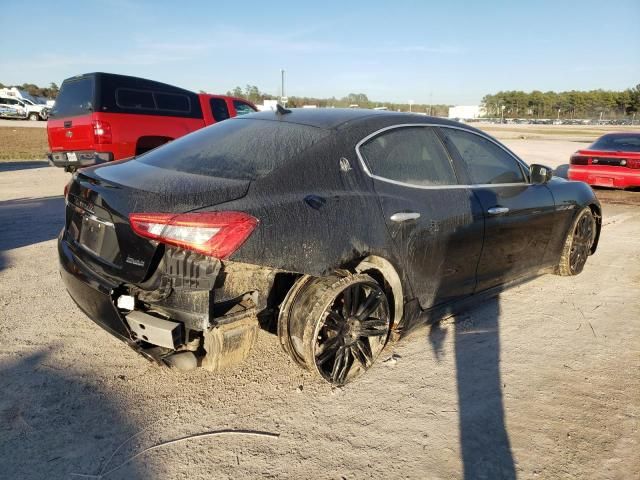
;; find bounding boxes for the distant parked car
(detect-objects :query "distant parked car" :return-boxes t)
[569,132,640,188]
[0,96,49,120]
[58,109,601,385]
[47,72,257,172]
[18,97,50,120]
[0,97,26,118]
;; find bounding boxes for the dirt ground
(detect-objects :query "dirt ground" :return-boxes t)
[0,138,639,479]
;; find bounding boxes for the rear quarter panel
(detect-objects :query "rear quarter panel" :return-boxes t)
[208,136,405,280]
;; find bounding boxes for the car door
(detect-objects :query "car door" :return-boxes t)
[357,125,485,309]
[439,126,556,292]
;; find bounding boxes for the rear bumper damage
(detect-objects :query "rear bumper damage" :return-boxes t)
[58,233,279,369]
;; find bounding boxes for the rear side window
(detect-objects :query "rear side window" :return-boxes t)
[116,89,155,109]
[155,92,190,112]
[442,128,525,184]
[50,77,94,118]
[210,98,230,122]
[138,118,329,180]
[359,126,457,186]
[233,100,256,116]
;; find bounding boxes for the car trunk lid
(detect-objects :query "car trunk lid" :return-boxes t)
[65,159,251,284]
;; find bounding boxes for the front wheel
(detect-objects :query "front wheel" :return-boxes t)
[278,273,391,385]
[556,207,596,276]
[28,112,39,121]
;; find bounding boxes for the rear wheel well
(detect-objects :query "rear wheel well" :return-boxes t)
[269,257,404,334]
[259,272,301,333]
[354,256,403,330]
[135,136,173,156]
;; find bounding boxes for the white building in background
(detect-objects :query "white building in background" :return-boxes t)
[448,105,484,120]
[256,99,279,111]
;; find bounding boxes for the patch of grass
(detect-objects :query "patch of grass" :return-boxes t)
[0,126,49,160]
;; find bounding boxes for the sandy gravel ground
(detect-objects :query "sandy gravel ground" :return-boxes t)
[0,140,638,479]
[0,118,46,128]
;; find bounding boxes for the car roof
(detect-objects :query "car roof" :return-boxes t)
[241,108,469,131]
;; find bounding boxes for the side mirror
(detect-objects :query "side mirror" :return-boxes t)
[530,164,553,184]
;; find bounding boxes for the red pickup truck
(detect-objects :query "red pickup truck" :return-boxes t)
[48,72,257,171]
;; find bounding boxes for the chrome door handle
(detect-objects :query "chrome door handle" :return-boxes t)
[390,212,421,222]
[487,207,509,215]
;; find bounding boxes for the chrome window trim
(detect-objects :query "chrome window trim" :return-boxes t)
[355,123,531,190]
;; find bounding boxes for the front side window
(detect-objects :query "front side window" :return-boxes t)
[359,126,458,186]
[442,128,525,184]
[233,100,256,116]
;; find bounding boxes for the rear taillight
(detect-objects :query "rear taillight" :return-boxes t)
[93,120,112,144]
[626,158,640,169]
[129,212,258,259]
[570,155,589,165]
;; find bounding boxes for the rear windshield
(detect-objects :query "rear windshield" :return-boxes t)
[137,118,329,180]
[50,77,94,118]
[590,134,640,153]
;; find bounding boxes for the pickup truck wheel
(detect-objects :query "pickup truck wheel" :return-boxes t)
[28,112,39,121]
[280,273,391,385]
[556,207,596,276]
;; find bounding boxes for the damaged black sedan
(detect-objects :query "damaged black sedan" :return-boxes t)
[59,109,601,384]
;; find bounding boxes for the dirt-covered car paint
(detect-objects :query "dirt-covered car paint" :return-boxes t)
[58,109,601,383]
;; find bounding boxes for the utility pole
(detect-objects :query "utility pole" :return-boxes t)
[280,69,286,106]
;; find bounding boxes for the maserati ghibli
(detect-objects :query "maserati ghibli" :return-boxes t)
[58,108,601,385]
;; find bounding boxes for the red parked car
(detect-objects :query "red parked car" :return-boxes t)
[47,72,257,172]
[568,132,640,188]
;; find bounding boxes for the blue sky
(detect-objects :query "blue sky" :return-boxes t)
[2,0,639,104]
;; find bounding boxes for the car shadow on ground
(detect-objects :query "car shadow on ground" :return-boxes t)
[428,295,516,479]
[0,160,49,172]
[423,187,516,479]
[0,351,145,479]
[0,195,65,271]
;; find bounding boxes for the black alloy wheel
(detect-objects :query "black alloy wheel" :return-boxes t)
[557,207,597,276]
[279,273,391,385]
[569,211,595,273]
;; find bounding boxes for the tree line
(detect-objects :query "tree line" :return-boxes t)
[225,84,450,116]
[482,85,640,119]
[0,81,59,99]
[5,78,638,119]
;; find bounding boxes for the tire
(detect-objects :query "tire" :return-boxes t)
[278,273,391,385]
[557,207,596,276]
[28,112,39,121]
